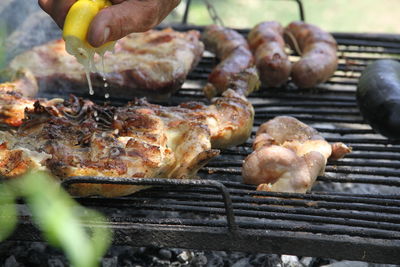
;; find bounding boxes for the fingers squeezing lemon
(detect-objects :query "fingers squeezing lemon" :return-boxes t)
[63,0,115,72]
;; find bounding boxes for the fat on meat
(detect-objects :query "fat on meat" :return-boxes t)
[242,116,351,193]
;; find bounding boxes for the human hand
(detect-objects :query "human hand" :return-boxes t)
[38,0,181,47]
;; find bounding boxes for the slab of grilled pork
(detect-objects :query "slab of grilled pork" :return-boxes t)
[8,28,204,101]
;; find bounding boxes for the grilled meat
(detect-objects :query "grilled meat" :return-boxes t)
[242,116,351,193]
[9,28,204,101]
[0,70,65,127]
[248,21,291,88]
[202,25,260,98]
[0,86,254,197]
[0,69,39,98]
[284,21,338,88]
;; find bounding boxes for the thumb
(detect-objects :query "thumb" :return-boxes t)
[87,0,163,47]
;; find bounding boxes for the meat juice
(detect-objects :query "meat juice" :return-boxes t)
[64,35,115,98]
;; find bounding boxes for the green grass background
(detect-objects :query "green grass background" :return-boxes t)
[167,0,400,33]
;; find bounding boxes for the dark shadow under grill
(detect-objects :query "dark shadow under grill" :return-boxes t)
[8,28,400,264]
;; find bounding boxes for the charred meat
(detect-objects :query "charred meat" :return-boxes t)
[0,85,253,197]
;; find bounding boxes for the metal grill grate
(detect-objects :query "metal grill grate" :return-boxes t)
[8,28,400,264]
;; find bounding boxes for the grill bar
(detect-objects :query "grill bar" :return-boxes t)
[82,200,400,234]
[62,177,238,232]
[217,147,400,162]
[11,221,400,264]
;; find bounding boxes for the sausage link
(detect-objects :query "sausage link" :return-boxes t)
[202,25,259,98]
[284,21,338,88]
[248,21,291,87]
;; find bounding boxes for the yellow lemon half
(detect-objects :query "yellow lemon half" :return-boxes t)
[63,0,115,69]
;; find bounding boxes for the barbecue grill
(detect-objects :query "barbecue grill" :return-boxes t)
[4,0,400,265]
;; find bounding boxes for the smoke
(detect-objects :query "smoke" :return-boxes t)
[0,22,6,70]
[1,0,61,63]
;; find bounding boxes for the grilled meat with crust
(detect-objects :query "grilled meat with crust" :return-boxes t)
[9,28,204,101]
[0,88,254,197]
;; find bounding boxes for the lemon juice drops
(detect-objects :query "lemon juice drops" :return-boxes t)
[63,0,115,97]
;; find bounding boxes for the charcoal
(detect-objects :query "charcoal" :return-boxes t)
[150,257,172,267]
[102,256,119,267]
[225,252,249,266]
[204,251,224,267]
[119,258,136,267]
[170,248,185,257]
[158,249,172,260]
[137,247,147,255]
[177,251,193,263]
[170,262,183,267]
[0,242,17,259]
[118,247,146,266]
[26,246,50,267]
[300,257,314,266]
[4,255,20,267]
[321,261,369,267]
[7,243,29,259]
[310,258,333,267]
[191,252,208,267]
[281,255,300,267]
[105,246,127,257]
[232,257,251,267]
[143,246,163,257]
[368,264,399,267]
[249,254,282,267]
[29,242,46,253]
[47,257,64,267]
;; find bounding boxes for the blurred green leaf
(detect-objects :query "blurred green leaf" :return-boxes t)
[79,208,113,260]
[0,184,17,241]
[1,171,112,267]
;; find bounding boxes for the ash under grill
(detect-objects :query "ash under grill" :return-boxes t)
[8,28,400,264]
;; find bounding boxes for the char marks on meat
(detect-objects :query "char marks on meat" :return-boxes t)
[0,80,254,197]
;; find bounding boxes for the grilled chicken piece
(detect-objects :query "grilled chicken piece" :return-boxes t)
[202,25,260,98]
[0,88,253,197]
[8,28,204,101]
[242,116,351,193]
